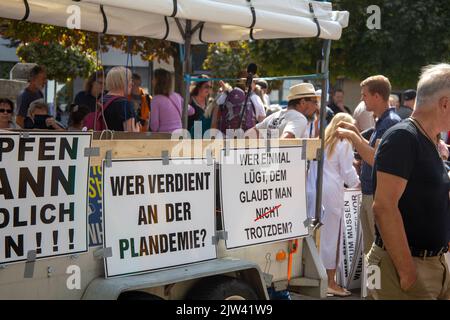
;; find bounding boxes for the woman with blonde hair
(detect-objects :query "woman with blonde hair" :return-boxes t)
[320,112,360,297]
[101,66,140,132]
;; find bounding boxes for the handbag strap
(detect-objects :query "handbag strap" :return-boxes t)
[167,95,182,119]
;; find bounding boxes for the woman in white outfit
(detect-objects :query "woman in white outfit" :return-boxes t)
[320,113,360,297]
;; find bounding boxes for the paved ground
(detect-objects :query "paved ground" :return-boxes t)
[290,289,363,300]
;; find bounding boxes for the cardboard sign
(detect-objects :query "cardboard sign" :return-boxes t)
[338,189,364,290]
[0,132,91,265]
[220,147,308,249]
[102,158,217,278]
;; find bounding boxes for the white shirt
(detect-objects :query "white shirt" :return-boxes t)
[255,109,308,138]
[216,91,266,119]
[263,93,271,109]
[323,139,359,209]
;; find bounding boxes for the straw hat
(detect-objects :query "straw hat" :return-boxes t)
[287,83,319,102]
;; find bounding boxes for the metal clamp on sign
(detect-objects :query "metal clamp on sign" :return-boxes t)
[301,139,308,160]
[266,137,271,153]
[211,230,228,245]
[206,149,213,166]
[93,247,113,259]
[19,131,30,139]
[104,150,112,168]
[23,250,37,279]
[84,147,100,157]
[224,139,230,157]
[161,150,170,166]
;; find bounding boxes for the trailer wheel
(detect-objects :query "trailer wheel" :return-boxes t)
[118,291,163,300]
[187,276,258,300]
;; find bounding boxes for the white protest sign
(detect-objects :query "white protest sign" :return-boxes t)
[0,132,91,265]
[220,146,308,249]
[338,189,364,290]
[102,158,217,278]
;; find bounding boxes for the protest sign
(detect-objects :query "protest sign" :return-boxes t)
[0,132,91,265]
[88,166,103,247]
[102,158,217,278]
[220,146,308,249]
[338,189,363,290]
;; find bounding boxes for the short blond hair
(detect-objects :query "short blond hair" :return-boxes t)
[416,63,450,109]
[28,99,48,117]
[105,67,132,93]
[360,75,391,102]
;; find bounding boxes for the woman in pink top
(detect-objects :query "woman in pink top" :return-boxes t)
[150,68,194,133]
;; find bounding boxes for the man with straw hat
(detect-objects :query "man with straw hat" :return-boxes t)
[247,83,319,139]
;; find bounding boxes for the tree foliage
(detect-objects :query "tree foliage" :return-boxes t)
[330,0,450,87]
[0,18,190,91]
[203,41,252,79]
[0,19,175,62]
[17,42,97,82]
[204,0,450,89]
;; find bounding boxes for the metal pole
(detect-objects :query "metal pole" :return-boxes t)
[315,39,331,226]
[182,20,192,130]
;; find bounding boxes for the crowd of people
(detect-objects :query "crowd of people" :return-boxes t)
[1,62,449,300]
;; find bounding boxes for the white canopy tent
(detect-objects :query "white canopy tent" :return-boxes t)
[0,0,349,225]
[0,0,349,43]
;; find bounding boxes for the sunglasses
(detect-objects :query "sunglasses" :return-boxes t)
[0,108,13,114]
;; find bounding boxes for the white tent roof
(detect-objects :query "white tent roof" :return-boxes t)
[0,0,349,44]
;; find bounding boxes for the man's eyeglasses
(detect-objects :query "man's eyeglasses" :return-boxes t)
[0,108,13,114]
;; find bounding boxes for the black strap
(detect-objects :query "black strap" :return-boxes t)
[171,0,178,17]
[162,16,170,40]
[248,1,256,40]
[309,3,321,38]
[199,23,207,44]
[21,0,30,21]
[100,5,108,34]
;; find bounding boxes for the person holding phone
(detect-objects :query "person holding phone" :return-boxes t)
[24,100,65,130]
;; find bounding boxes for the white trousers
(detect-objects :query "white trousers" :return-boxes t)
[319,205,343,270]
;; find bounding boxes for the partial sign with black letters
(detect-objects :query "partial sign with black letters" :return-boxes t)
[0,132,91,265]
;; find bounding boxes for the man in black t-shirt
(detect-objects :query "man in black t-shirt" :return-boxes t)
[370,63,450,300]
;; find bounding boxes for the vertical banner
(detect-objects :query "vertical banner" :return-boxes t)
[0,132,91,265]
[88,166,103,247]
[102,158,217,278]
[338,189,363,290]
[220,146,308,249]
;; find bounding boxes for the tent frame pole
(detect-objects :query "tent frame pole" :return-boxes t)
[182,20,192,131]
[315,39,331,227]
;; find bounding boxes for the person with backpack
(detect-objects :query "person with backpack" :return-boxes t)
[246,83,319,139]
[215,70,266,136]
[83,67,141,132]
[150,68,194,133]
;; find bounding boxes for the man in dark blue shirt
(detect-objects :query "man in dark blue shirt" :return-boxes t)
[370,63,450,299]
[16,65,47,128]
[335,75,401,255]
